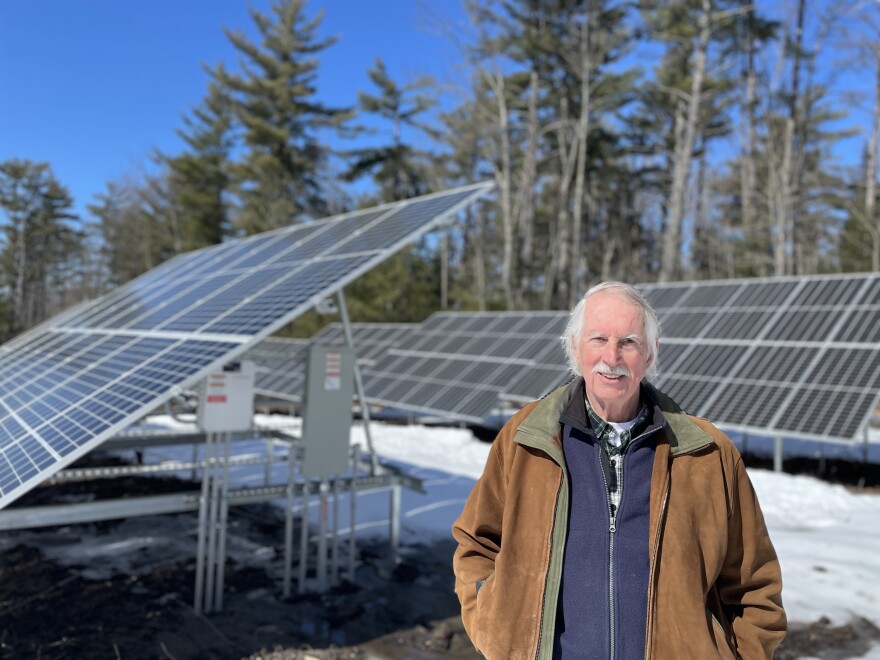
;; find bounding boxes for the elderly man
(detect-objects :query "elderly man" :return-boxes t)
[452,281,785,660]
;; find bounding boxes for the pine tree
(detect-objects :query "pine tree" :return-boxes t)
[165,83,235,249]
[0,159,83,334]
[210,0,352,233]
[637,0,738,281]
[88,180,176,286]
[343,58,437,202]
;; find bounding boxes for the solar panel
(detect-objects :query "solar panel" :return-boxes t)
[363,311,569,422]
[643,273,880,443]
[246,323,415,402]
[0,182,493,508]
[468,275,880,441]
[368,273,880,442]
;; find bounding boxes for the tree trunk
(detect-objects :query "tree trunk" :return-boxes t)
[740,1,759,271]
[569,9,592,307]
[659,0,711,282]
[777,0,806,276]
[544,97,576,309]
[490,72,516,309]
[515,69,539,307]
[869,50,880,271]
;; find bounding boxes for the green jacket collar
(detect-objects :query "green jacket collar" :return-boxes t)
[515,378,714,457]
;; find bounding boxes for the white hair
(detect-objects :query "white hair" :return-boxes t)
[561,281,661,381]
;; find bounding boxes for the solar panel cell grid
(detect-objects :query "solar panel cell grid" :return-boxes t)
[860,278,880,305]
[765,310,841,342]
[735,346,815,384]
[808,348,880,389]
[514,315,565,334]
[706,383,793,428]
[640,286,688,310]
[731,281,798,308]
[833,309,880,343]
[704,310,776,340]
[659,311,715,338]
[678,284,742,308]
[777,387,856,436]
[668,344,743,378]
[203,255,375,335]
[653,376,718,413]
[655,343,686,371]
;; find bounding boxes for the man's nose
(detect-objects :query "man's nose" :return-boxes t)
[602,339,621,362]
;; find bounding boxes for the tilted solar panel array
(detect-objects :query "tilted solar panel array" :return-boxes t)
[363,312,569,422]
[0,182,494,508]
[360,274,880,441]
[246,323,415,402]
[643,274,880,442]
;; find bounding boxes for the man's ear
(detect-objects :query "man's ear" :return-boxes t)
[646,340,659,368]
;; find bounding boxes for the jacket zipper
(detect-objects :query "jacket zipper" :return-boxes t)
[599,450,617,660]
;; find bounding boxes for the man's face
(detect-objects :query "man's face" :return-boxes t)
[574,291,654,421]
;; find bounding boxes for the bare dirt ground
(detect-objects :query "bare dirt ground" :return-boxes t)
[1,457,878,659]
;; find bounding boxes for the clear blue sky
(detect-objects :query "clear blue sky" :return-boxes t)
[0,1,467,218]
[0,0,873,223]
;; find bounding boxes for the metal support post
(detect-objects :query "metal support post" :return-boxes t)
[283,442,296,598]
[214,431,232,612]
[349,445,359,581]
[298,482,310,594]
[331,476,340,587]
[336,288,379,476]
[205,435,222,612]
[317,478,329,592]
[264,438,273,486]
[773,436,783,473]
[194,432,214,615]
[389,484,401,569]
[864,424,870,465]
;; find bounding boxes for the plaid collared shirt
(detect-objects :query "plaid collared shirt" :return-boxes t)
[585,400,649,515]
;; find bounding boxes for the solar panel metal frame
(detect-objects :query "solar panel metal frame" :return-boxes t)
[0,182,493,508]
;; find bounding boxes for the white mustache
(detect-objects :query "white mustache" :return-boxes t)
[592,362,630,378]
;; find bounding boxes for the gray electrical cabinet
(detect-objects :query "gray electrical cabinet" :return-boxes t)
[197,360,256,433]
[301,345,355,478]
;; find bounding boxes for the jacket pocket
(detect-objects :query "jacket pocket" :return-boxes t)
[707,608,737,660]
[474,571,497,655]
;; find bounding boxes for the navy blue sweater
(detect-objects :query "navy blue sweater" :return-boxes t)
[554,388,661,660]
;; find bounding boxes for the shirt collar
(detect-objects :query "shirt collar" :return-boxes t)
[585,397,648,439]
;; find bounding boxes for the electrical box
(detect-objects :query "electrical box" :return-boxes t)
[197,361,256,432]
[301,346,355,478]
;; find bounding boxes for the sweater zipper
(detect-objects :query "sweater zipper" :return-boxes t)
[599,450,618,660]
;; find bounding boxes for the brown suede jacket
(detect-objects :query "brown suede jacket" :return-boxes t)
[452,380,786,659]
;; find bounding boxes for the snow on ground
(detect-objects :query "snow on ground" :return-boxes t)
[355,420,880,628]
[126,414,880,632]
